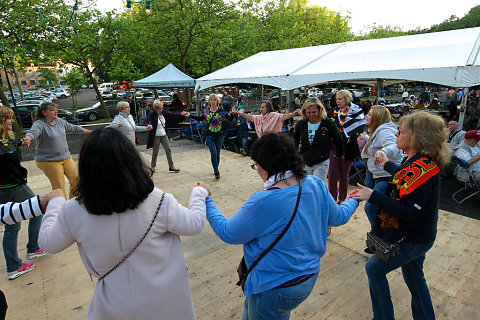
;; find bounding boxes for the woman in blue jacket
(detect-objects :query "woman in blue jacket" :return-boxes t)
[206,133,358,319]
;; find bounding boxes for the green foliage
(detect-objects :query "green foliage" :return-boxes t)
[37,67,58,85]
[418,5,480,33]
[356,24,406,40]
[61,68,85,107]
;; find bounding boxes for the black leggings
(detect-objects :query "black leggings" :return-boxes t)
[0,290,7,320]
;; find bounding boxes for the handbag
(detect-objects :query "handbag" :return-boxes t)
[365,232,404,262]
[97,192,165,281]
[236,180,302,291]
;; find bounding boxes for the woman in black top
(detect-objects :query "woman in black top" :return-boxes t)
[350,112,451,320]
[0,106,45,281]
[294,97,344,183]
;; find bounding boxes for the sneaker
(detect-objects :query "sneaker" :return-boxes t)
[240,148,247,157]
[364,247,374,254]
[7,263,35,280]
[327,226,332,237]
[26,249,47,260]
[214,172,220,179]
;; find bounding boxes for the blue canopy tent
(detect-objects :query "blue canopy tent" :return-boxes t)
[132,63,195,88]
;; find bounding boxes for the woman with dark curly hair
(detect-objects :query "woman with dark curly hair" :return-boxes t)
[206,133,358,319]
[38,128,210,320]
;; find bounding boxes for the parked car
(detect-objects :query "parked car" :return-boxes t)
[113,89,126,99]
[101,89,114,100]
[12,104,73,127]
[76,100,121,121]
[240,89,252,98]
[51,88,70,99]
[17,100,45,106]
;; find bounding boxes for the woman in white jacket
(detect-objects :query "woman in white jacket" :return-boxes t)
[359,105,403,225]
[39,128,210,320]
[107,101,152,145]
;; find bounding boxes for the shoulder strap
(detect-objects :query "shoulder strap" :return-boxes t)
[97,192,165,281]
[246,180,302,274]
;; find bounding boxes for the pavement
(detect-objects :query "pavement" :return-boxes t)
[0,137,479,319]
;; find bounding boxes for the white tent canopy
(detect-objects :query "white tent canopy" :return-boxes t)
[133,63,195,88]
[195,27,480,92]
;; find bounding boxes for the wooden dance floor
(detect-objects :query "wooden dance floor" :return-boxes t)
[1,138,479,319]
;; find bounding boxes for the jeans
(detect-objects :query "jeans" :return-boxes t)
[365,241,435,320]
[205,135,225,174]
[364,180,388,226]
[242,137,251,154]
[0,185,42,272]
[242,273,318,320]
[305,159,330,183]
[365,166,374,189]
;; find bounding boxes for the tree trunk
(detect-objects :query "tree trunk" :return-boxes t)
[85,65,110,119]
[13,67,25,100]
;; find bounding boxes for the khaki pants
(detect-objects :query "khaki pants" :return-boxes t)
[36,156,79,199]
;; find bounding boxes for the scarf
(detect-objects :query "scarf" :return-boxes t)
[378,156,439,229]
[331,103,365,137]
[264,170,294,189]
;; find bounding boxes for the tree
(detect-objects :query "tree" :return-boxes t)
[37,67,59,87]
[61,68,85,108]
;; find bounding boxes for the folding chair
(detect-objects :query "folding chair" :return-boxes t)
[349,158,366,185]
[452,158,480,204]
[193,122,205,144]
[223,128,240,152]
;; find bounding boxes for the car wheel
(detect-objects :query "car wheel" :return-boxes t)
[61,94,66,99]
[88,113,97,121]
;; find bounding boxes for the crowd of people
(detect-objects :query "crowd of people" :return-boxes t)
[1,85,478,320]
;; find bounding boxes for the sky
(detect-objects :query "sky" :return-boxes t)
[95,0,479,35]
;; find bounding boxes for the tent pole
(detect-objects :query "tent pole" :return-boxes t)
[376,79,381,103]
[458,87,469,129]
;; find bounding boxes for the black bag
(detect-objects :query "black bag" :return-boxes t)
[236,257,248,290]
[235,180,302,292]
[365,232,403,262]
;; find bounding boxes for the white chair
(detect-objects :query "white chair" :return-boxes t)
[452,158,480,204]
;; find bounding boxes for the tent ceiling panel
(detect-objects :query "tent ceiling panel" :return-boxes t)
[195,27,480,92]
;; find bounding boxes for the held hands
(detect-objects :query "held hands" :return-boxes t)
[23,135,32,147]
[181,111,191,117]
[348,183,373,202]
[146,124,153,131]
[196,182,211,196]
[359,132,368,140]
[39,189,66,211]
[293,109,301,116]
[374,150,388,167]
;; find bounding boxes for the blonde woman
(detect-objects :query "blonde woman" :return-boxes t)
[182,94,234,179]
[359,105,403,225]
[294,97,343,183]
[1,106,45,280]
[107,101,152,145]
[328,90,365,203]
[350,112,450,320]
[144,100,184,174]
[23,102,91,199]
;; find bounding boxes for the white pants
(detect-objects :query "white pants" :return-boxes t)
[305,159,330,183]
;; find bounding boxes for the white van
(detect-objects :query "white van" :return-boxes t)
[98,82,113,91]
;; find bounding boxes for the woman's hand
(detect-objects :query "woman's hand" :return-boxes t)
[146,124,153,131]
[359,132,368,141]
[84,129,92,134]
[293,109,301,116]
[181,111,190,117]
[349,183,373,202]
[196,182,211,196]
[374,150,388,167]
[40,189,66,211]
[23,135,32,147]
[230,107,237,115]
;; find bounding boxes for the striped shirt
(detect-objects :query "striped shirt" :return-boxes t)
[0,196,44,225]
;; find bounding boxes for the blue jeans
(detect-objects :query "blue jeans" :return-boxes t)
[365,241,435,320]
[205,135,225,174]
[364,180,388,226]
[0,185,42,272]
[242,273,318,320]
[365,167,374,189]
[242,137,250,154]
